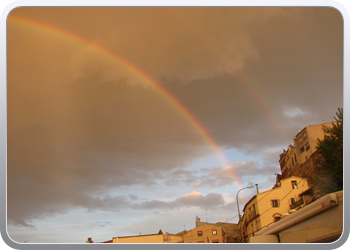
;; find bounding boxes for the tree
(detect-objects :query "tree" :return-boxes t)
[312,108,343,195]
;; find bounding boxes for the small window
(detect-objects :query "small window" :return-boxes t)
[271,199,279,207]
[305,143,310,151]
[292,181,298,189]
[274,216,281,222]
[273,213,282,222]
[197,231,203,237]
[300,146,305,153]
[212,230,217,235]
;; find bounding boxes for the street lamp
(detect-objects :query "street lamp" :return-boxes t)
[236,185,253,243]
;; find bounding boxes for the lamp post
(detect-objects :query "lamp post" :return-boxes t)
[236,185,253,243]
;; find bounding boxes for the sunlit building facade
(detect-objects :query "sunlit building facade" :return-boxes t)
[239,176,311,242]
[183,224,226,243]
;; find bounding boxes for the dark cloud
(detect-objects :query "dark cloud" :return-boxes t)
[7,7,343,231]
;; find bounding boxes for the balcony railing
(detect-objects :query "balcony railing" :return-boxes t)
[290,198,304,210]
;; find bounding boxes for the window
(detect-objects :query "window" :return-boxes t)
[271,199,279,207]
[300,146,305,153]
[292,181,298,189]
[273,213,282,222]
[197,231,203,237]
[305,143,310,151]
[274,216,281,222]
[212,230,217,235]
[291,198,295,204]
[294,153,297,163]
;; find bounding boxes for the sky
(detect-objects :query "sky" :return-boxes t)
[6,6,343,243]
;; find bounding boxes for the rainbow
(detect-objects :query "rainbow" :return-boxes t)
[166,8,289,143]
[8,14,244,188]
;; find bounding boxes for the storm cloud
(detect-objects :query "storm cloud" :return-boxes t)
[7,7,343,241]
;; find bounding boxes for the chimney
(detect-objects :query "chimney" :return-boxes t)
[255,184,259,194]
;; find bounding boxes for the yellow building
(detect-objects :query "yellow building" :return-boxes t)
[92,230,183,243]
[279,144,298,178]
[293,122,334,166]
[195,216,239,242]
[183,224,225,243]
[239,176,311,242]
[279,122,335,178]
[250,191,343,243]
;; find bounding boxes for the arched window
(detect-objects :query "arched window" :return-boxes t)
[273,213,282,222]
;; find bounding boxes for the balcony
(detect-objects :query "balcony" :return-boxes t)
[290,198,304,210]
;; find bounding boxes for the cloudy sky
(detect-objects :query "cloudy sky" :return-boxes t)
[6,7,343,243]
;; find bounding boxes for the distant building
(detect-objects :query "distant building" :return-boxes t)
[195,216,239,242]
[293,122,334,165]
[278,122,336,197]
[89,229,183,243]
[183,224,226,243]
[279,122,334,178]
[279,144,298,178]
[239,176,311,242]
[86,237,93,243]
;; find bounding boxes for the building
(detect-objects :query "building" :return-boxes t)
[279,122,335,179]
[239,176,311,242]
[183,224,226,243]
[86,237,93,243]
[250,190,343,243]
[279,144,298,178]
[195,216,239,242]
[89,230,183,243]
[294,122,334,165]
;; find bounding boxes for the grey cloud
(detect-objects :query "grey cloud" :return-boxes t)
[7,7,343,230]
[89,221,113,229]
[132,192,225,210]
[193,161,280,188]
